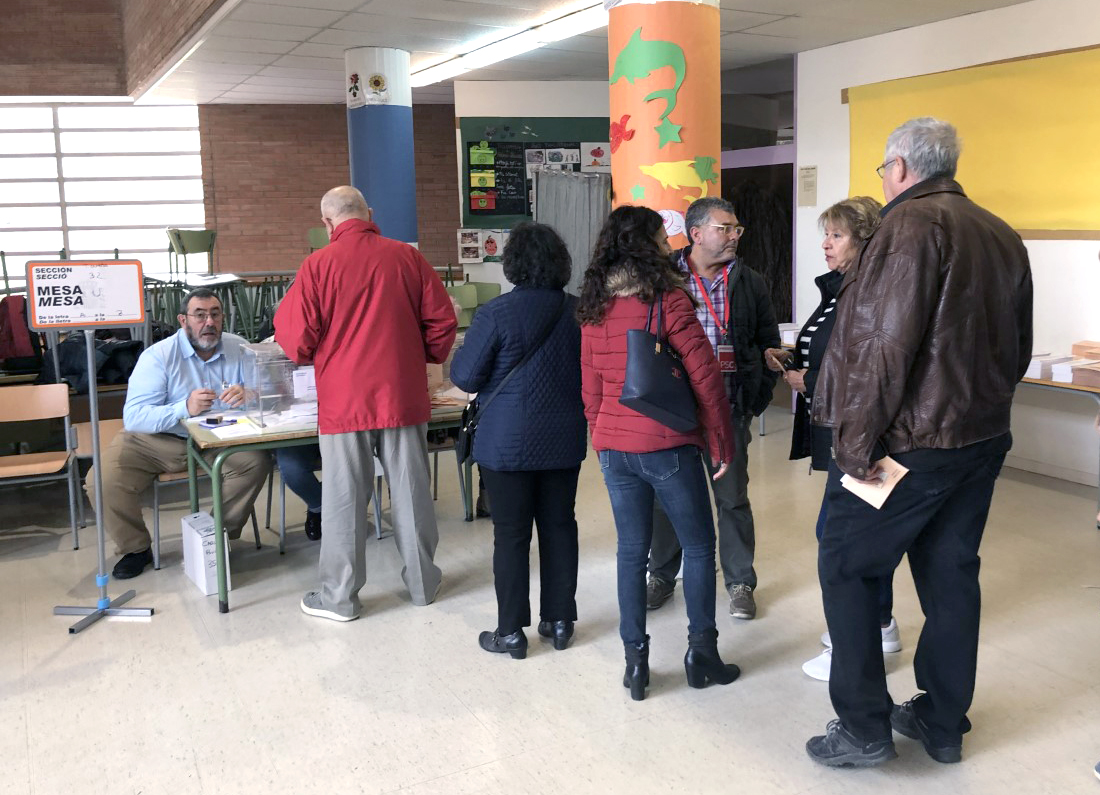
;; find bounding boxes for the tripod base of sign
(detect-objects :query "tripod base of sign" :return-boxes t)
[54,590,154,634]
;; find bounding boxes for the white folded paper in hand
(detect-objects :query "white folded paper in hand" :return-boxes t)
[840,456,909,509]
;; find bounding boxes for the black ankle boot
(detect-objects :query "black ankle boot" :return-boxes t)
[623,635,650,701]
[479,629,527,659]
[684,628,740,688]
[537,620,575,650]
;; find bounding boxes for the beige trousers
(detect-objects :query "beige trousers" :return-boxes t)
[86,431,271,556]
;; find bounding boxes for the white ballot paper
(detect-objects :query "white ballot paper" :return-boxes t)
[840,456,909,509]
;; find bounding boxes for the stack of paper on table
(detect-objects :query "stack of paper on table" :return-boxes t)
[432,385,471,407]
[1071,363,1100,389]
[1052,359,1099,383]
[1025,354,1073,380]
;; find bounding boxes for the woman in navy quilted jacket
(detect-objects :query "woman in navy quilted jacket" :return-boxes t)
[577,205,738,700]
[451,222,586,660]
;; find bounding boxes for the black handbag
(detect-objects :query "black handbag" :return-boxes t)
[619,293,699,432]
[456,293,569,463]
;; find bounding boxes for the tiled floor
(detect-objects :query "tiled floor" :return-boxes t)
[2,406,1098,794]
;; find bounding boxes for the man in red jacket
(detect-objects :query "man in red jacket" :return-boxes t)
[275,186,458,621]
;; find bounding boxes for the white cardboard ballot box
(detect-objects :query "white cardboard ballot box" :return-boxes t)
[181,511,231,596]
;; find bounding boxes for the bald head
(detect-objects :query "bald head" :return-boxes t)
[320,186,371,226]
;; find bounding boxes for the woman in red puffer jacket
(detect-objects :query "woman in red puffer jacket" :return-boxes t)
[577,205,739,701]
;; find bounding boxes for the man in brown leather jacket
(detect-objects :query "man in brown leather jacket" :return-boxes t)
[805,118,1033,768]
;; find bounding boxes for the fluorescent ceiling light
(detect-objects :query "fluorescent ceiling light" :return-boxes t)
[410,61,471,88]
[0,96,134,104]
[410,2,608,87]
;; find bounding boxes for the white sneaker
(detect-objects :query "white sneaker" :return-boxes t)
[802,648,832,681]
[821,617,902,653]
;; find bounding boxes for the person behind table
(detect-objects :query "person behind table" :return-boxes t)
[644,197,780,621]
[763,196,901,682]
[275,186,457,622]
[450,222,586,659]
[89,287,271,579]
[805,118,1032,767]
[577,205,739,701]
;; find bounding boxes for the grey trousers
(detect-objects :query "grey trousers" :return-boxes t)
[649,413,757,591]
[317,424,442,616]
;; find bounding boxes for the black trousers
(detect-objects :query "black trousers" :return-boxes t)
[819,434,1010,745]
[479,465,581,634]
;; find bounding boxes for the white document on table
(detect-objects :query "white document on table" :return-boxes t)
[840,456,909,509]
[210,418,261,439]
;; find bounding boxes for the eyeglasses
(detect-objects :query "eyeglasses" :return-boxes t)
[186,311,223,323]
[876,158,897,178]
[706,223,745,237]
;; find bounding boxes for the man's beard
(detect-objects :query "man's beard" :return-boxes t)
[188,325,221,352]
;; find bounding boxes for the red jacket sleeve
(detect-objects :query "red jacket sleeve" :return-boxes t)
[416,254,458,365]
[274,258,323,365]
[580,326,602,429]
[663,290,734,465]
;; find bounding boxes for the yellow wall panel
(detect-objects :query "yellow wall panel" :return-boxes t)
[848,47,1100,233]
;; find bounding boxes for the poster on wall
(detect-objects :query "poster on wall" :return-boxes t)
[580,142,612,172]
[457,229,482,263]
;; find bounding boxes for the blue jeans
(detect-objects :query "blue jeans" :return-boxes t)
[599,445,716,644]
[276,444,322,513]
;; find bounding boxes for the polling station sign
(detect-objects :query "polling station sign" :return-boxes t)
[26,260,145,330]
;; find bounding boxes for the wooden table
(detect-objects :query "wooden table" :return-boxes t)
[186,405,469,613]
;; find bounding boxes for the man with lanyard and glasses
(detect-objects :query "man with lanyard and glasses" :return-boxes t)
[646,197,781,620]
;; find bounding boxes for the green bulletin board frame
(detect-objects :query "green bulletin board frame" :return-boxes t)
[459,116,610,229]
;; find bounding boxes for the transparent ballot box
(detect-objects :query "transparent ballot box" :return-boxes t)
[241,342,318,430]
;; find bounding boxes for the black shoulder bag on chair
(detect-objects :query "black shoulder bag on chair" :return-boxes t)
[619,292,699,432]
[456,292,568,463]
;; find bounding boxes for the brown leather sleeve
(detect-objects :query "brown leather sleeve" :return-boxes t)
[832,223,941,477]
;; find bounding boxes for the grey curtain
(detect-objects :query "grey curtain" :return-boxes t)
[532,168,611,295]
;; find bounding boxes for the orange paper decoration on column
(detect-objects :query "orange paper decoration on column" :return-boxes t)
[607,0,721,249]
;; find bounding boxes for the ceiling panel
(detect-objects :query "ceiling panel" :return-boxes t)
[201,35,301,54]
[253,0,367,9]
[215,20,325,41]
[357,0,543,28]
[139,0,1034,105]
[334,12,510,42]
[719,9,787,33]
[230,2,349,27]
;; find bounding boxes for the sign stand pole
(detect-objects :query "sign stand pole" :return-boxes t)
[53,330,154,632]
[28,259,155,634]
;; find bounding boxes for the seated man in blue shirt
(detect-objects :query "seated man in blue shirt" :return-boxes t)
[87,287,271,580]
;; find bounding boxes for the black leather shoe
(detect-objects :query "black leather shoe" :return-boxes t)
[891,699,963,763]
[646,576,675,610]
[112,548,153,580]
[475,491,491,519]
[537,620,575,650]
[623,636,650,701]
[304,511,322,541]
[478,629,527,659]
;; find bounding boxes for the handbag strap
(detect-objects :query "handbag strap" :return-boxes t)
[645,292,667,349]
[469,292,568,423]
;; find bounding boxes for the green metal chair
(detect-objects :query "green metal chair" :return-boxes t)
[446,284,478,329]
[307,227,329,252]
[469,281,502,306]
[167,229,217,275]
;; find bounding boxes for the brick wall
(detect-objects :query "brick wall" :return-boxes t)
[0,0,124,96]
[198,103,460,276]
[121,0,226,96]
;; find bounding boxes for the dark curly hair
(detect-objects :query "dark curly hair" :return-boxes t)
[501,221,571,289]
[576,205,685,325]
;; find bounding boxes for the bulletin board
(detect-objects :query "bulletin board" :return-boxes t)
[459,116,611,229]
[847,46,1100,237]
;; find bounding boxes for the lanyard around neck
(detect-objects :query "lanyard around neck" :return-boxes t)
[691,266,729,337]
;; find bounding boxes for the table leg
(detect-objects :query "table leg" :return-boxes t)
[187,438,200,514]
[212,450,231,613]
